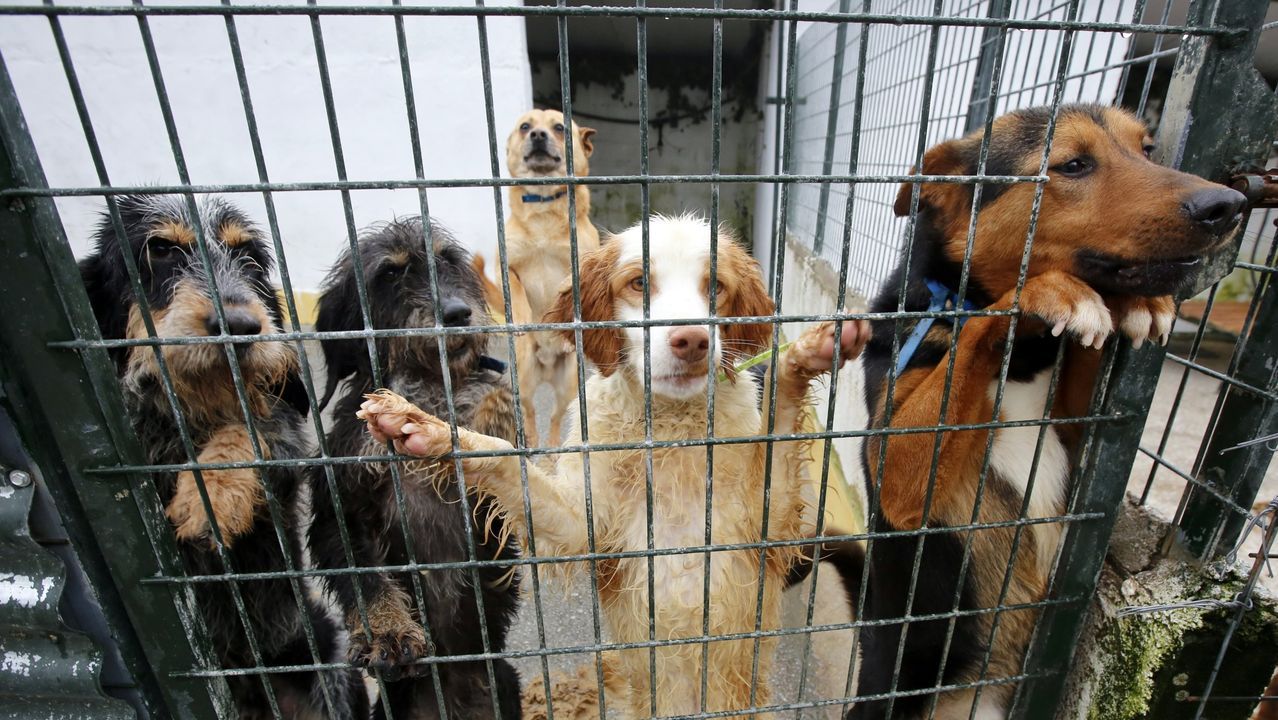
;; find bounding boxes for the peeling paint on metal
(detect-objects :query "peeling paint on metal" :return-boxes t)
[0,573,51,607]
[2,650,36,676]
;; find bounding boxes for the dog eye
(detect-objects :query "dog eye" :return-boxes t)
[554,123,565,134]
[146,240,181,260]
[628,276,645,292]
[1142,144,1155,159]
[1053,157,1094,177]
[520,122,531,132]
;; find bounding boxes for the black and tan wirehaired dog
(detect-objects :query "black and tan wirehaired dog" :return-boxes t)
[851,104,1246,719]
[307,217,523,718]
[78,194,367,718]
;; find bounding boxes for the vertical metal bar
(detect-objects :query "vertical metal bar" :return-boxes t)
[1176,246,1278,558]
[304,4,443,715]
[698,0,722,712]
[467,0,557,714]
[424,4,506,716]
[632,2,658,715]
[552,2,612,709]
[748,0,802,706]
[837,9,873,714]
[792,3,860,709]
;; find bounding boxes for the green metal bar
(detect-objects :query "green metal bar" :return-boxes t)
[1011,1,1278,714]
[0,171,1047,199]
[1176,249,1278,558]
[133,514,1102,586]
[81,411,1128,475]
[0,2,1242,35]
[0,53,225,720]
[1163,0,1278,560]
[164,596,1083,676]
[0,458,134,718]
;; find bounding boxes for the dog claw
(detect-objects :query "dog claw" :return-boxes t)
[347,621,429,681]
[1051,321,1066,337]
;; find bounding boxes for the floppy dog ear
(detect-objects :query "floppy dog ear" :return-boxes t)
[315,257,370,409]
[578,126,597,157]
[543,243,624,376]
[893,138,974,219]
[79,253,133,369]
[715,237,774,375]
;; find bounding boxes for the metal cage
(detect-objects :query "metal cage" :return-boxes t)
[0,1,1275,719]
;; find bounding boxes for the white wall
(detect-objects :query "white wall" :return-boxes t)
[0,0,533,292]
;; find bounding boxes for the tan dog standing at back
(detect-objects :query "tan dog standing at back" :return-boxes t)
[503,108,601,447]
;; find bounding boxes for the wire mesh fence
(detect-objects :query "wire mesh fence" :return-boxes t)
[0,1,1274,719]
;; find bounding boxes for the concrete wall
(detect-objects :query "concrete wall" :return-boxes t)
[529,59,762,242]
[0,0,533,293]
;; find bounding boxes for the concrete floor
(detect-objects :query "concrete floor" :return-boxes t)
[1127,343,1278,596]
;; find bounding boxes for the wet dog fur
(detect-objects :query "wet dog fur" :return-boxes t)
[307,217,523,719]
[79,194,366,719]
[851,104,1246,719]
[357,215,871,718]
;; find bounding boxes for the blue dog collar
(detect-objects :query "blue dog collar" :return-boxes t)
[520,189,568,203]
[894,278,976,376]
[478,355,508,374]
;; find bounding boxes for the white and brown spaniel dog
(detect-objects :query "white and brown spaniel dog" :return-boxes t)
[360,214,869,717]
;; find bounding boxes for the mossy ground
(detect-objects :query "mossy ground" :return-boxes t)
[1079,563,1277,720]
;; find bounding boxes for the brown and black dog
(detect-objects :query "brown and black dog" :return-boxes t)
[851,104,1245,719]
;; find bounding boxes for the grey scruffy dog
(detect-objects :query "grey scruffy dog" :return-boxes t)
[79,194,367,718]
[307,217,523,718]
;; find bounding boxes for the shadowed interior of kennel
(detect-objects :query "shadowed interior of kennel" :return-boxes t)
[0,1,1275,719]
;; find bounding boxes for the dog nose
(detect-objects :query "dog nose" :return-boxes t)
[440,299,472,327]
[205,307,262,337]
[669,327,710,363]
[1183,187,1246,235]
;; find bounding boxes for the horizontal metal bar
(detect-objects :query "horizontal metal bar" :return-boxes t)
[138,511,1104,585]
[85,412,1128,476]
[170,597,1083,679]
[1136,446,1254,519]
[0,3,1239,36]
[1184,695,1278,702]
[629,673,1056,720]
[50,308,1017,351]
[1234,261,1276,274]
[0,173,1045,200]
[1163,352,1278,403]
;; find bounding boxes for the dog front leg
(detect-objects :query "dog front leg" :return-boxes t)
[873,269,1112,531]
[359,390,596,560]
[307,463,429,681]
[516,332,541,448]
[756,319,870,559]
[166,424,265,547]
